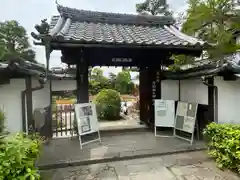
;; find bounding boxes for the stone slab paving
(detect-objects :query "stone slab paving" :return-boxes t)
[99,114,143,131]
[38,131,206,168]
[40,151,240,180]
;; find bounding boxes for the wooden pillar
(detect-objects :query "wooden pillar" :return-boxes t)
[76,50,89,103]
[48,79,53,137]
[139,66,145,122]
[25,76,34,132]
[155,64,161,100]
[208,77,215,122]
[147,64,161,127]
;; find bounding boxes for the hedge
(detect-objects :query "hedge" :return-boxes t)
[0,133,42,179]
[203,123,240,174]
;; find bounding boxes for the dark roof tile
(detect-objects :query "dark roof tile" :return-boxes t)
[48,5,208,48]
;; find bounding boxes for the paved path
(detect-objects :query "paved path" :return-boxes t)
[38,132,205,168]
[40,151,239,180]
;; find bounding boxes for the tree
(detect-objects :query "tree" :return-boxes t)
[90,68,106,82]
[136,0,172,16]
[0,20,36,62]
[181,0,240,59]
[89,68,110,95]
[115,69,133,94]
[108,72,117,89]
[88,67,137,95]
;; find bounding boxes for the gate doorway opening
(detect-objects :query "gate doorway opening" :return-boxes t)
[50,66,144,138]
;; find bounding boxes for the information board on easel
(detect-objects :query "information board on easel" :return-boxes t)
[154,99,175,137]
[173,101,198,145]
[74,103,101,149]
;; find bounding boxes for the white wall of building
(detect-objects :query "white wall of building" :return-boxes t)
[0,79,25,133]
[161,80,179,101]
[161,79,208,105]
[32,79,50,111]
[0,78,77,133]
[32,80,76,110]
[214,76,240,124]
[179,79,208,105]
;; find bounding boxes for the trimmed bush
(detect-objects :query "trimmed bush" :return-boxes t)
[0,133,42,179]
[203,123,240,174]
[94,89,121,120]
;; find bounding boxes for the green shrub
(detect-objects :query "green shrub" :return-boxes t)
[94,89,121,120]
[203,122,240,174]
[0,133,42,179]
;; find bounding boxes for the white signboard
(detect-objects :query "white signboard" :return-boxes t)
[182,116,195,133]
[154,99,175,137]
[174,101,198,145]
[176,101,188,116]
[75,103,101,149]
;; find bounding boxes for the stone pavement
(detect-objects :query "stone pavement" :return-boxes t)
[38,131,205,169]
[40,151,240,180]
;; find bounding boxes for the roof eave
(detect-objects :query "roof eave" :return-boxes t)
[34,40,206,52]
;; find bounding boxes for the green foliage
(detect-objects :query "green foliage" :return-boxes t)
[89,68,111,95]
[0,133,42,179]
[136,0,172,16]
[89,67,137,95]
[115,70,134,94]
[181,0,240,59]
[0,20,36,62]
[169,54,195,69]
[94,89,121,120]
[203,123,240,173]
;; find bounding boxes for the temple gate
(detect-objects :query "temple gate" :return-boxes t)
[31,4,207,137]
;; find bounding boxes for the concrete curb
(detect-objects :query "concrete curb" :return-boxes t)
[38,146,207,170]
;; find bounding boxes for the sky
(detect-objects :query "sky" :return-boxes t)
[0,0,188,77]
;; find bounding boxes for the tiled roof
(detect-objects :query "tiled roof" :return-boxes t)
[48,5,208,48]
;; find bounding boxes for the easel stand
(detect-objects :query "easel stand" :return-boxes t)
[173,102,199,145]
[79,131,101,149]
[173,122,200,145]
[154,126,174,138]
[74,103,102,150]
[154,99,175,138]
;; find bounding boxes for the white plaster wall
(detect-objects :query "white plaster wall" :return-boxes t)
[0,79,77,133]
[161,80,179,101]
[161,79,208,105]
[0,79,25,133]
[179,79,208,105]
[32,80,76,110]
[214,76,240,124]
[32,79,50,110]
[52,80,76,91]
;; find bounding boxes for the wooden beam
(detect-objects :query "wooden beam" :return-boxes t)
[25,76,34,133]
